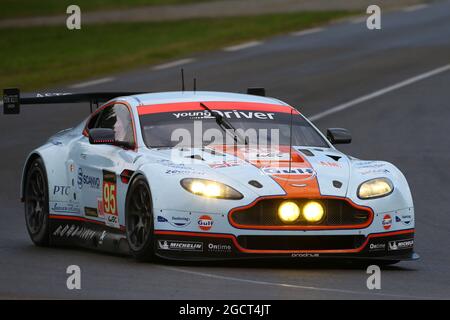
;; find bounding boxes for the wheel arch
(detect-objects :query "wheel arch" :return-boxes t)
[21,152,44,202]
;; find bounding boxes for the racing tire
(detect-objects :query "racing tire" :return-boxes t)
[125,176,155,262]
[24,157,50,246]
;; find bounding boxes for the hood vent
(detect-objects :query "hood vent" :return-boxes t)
[248,180,263,188]
[186,154,204,160]
[299,149,314,157]
[333,180,343,188]
[327,155,341,161]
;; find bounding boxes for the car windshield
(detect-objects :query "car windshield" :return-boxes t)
[139,103,329,148]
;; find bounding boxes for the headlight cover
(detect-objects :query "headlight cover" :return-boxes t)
[357,178,394,199]
[180,178,243,200]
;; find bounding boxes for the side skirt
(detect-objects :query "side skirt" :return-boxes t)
[49,215,129,255]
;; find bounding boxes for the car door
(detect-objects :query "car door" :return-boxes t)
[71,102,138,229]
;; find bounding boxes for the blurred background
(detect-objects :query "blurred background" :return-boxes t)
[0,0,430,90]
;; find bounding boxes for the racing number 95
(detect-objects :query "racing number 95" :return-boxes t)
[103,181,116,214]
[102,170,117,216]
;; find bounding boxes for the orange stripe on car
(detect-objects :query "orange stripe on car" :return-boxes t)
[138,101,300,115]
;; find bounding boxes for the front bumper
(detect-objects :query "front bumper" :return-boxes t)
[154,229,418,261]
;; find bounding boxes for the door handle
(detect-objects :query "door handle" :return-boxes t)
[80,153,87,160]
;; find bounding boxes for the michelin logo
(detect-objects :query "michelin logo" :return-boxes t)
[388,239,414,251]
[158,240,203,252]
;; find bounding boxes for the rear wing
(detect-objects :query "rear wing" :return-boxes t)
[2,88,145,114]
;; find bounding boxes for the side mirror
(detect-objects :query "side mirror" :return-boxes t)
[326,128,352,144]
[88,128,115,145]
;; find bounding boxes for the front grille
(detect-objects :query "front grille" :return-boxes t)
[230,198,371,228]
[237,235,366,250]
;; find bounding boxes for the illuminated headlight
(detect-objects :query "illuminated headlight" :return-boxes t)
[358,178,394,199]
[180,178,243,199]
[278,201,300,222]
[302,201,325,223]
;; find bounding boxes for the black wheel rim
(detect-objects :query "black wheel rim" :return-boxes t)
[127,181,152,251]
[25,167,46,235]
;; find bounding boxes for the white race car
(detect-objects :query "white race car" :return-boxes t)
[3,88,418,263]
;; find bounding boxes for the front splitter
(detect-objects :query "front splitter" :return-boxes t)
[154,229,417,262]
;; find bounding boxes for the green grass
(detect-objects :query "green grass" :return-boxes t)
[0,11,353,90]
[0,0,210,19]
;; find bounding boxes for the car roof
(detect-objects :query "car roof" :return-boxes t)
[128,91,290,107]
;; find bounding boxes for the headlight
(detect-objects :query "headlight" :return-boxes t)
[278,201,300,222]
[302,201,325,223]
[358,178,393,199]
[180,178,243,199]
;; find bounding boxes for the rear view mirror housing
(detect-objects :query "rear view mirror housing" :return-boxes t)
[326,128,352,144]
[88,128,115,145]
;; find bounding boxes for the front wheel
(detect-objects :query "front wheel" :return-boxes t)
[24,158,50,246]
[125,176,155,261]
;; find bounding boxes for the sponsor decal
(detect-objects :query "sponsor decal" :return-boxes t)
[77,168,100,190]
[53,185,70,196]
[208,161,242,169]
[359,168,390,175]
[382,214,392,230]
[97,198,104,218]
[156,159,194,170]
[84,207,98,218]
[207,243,232,253]
[354,161,385,169]
[158,160,204,175]
[53,224,97,241]
[261,167,315,175]
[172,110,275,121]
[157,215,191,228]
[319,161,341,168]
[103,170,119,228]
[98,231,107,246]
[291,253,320,258]
[164,169,204,175]
[388,239,414,251]
[51,201,80,214]
[198,215,213,231]
[369,243,386,252]
[395,214,412,226]
[241,147,289,161]
[157,240,203,252]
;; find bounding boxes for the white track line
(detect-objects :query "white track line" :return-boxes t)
[403,4,428,12]
[69,77,114,89]
[224,41,263,52]
[291,27,324,37]
[153,58,195,70]
[309,63,450,121]
[160,266,431,299]
[350,16,366,24]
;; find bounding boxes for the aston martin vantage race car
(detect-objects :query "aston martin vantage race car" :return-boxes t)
[3,88,417,263]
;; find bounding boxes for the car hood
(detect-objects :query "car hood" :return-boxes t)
[143,145,358,198]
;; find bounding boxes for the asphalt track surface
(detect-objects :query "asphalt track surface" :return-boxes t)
[1,1,450,299]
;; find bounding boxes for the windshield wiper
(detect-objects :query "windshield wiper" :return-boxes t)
[200,102,248,145]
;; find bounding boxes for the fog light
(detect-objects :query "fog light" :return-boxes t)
[278,201,300,223]
[303,201,325,223]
